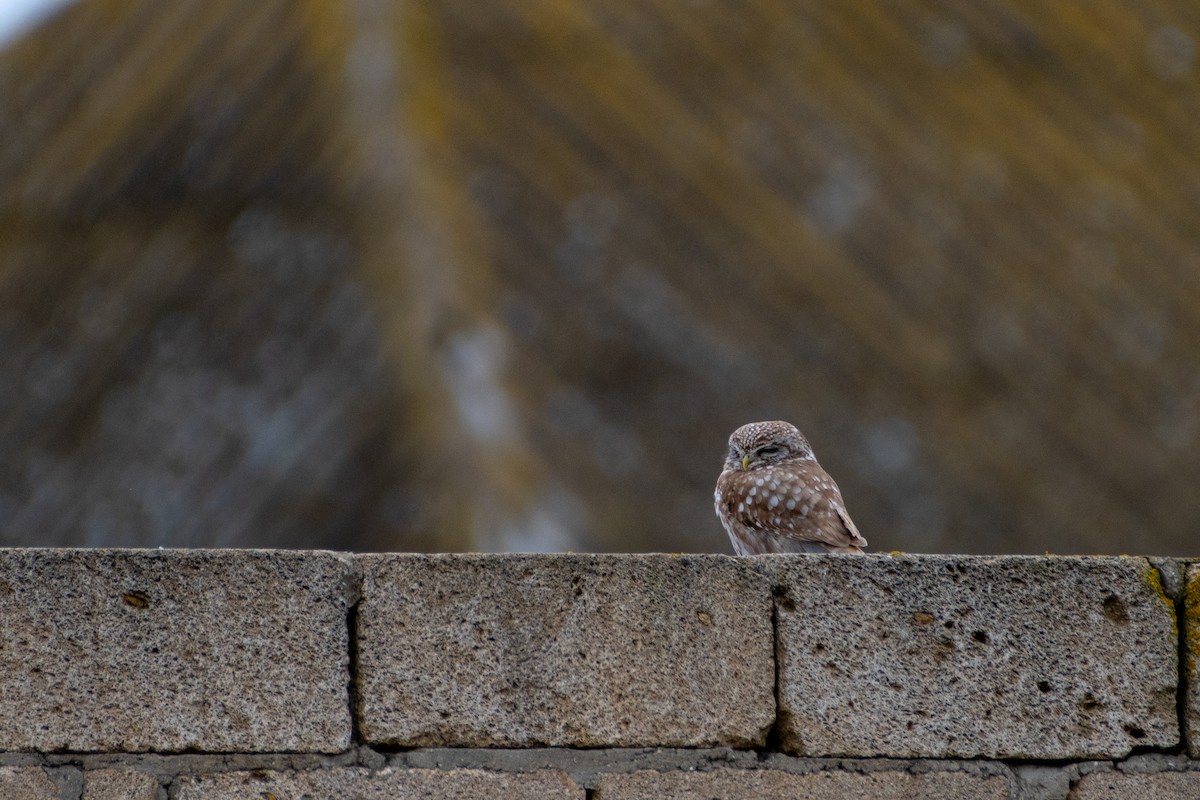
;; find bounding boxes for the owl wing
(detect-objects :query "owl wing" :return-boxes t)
[779,479,866,550]
[717,461,867,550]
[831,503,867,549]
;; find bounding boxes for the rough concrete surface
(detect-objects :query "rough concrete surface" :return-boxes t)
[173,767,582,799]
[593,768,1009,799]
[389,746,764,785]
[0,550,355,752]
[0,766,58,798]
[356,554,775,746]
[1148,558,1186,599]
[1187,564,1199,757]
[1013,765,1073,800]
[765,555,1178,758]
[84,768,161,800]
[1070,771,1200,798]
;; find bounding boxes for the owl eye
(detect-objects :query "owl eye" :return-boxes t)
[757,445,781,457]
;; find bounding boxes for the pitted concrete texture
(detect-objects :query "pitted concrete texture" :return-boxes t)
[767,555,1178,759]
[1187,565,1200,757]
[1071,771,1200,798]
[0,766,58,798]
[84,768,160,799]
[356,554,775,746]
[593,768,1009,799]
[173,767,582,799]
[0,550,355,752]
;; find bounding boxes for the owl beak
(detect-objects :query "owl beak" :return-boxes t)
[741,454,750,470]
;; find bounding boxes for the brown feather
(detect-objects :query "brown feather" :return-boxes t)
[714,421,867,555]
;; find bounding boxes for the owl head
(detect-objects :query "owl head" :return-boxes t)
[724,420,815,471]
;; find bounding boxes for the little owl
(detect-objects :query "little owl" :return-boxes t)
[715,420,867,554]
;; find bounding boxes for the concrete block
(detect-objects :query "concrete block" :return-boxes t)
[173,768,582,799]
[594,768,1009,799]
[1071,771,1200,799]
[1013,765,1071,800]
[0,549,355,752]
[1187,564,1200,757]
[84,768,160,800]
[767,555,1178,758]
[356,554,774,746]
[0,766,59,798]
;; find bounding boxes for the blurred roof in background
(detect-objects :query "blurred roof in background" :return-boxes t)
[1,0,1198,555]
[0,0,73,47]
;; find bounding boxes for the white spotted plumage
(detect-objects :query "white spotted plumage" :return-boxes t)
[714,420,867,555]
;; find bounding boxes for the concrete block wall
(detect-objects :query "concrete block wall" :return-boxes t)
[0,550,1197,799]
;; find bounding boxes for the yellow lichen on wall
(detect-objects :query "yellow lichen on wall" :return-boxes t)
[1185,569,1200,675]
[1143,562,1178,639]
